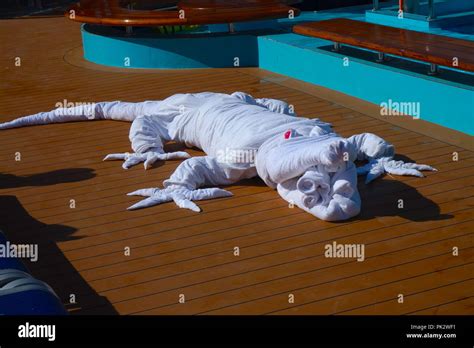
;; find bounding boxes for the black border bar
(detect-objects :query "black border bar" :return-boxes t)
[0,315,472,346]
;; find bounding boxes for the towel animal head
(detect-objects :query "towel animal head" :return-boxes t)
[277,162,361,221]
[256,129,358,189]
[347,133,395,161]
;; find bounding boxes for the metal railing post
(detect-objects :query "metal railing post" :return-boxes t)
[428,63,439,75]
[373,0,380,11]
[125,2,134,35]
[376,52,386,63]
[428,0,436,20]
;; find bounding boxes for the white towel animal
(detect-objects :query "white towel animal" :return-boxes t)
[0,92,436,221]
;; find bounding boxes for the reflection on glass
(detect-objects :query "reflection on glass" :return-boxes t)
[404,0,421,14]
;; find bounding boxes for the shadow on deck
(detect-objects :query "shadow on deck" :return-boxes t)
[0,169,118,314]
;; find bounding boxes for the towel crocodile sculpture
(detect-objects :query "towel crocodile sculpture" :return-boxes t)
[0,92,436,221]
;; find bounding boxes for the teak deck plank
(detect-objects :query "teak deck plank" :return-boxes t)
[0,16,472,315]
[293,18,474,72]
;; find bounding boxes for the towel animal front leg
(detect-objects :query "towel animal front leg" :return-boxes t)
[103,114,190,170]
[127,156,256,211]
[347,133,437,183]
[356,157,437,183]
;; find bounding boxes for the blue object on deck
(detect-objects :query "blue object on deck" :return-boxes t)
[0,231,67,315]
[0,231,28,272]
[0,269,68,315]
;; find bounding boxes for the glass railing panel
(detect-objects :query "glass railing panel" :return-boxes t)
[373,0,474,19]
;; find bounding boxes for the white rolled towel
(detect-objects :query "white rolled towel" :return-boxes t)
[276,162,361,221]
[302,195,321,210]
[332,179,354,199]
[296,166,331,208]
[276,180,360,222]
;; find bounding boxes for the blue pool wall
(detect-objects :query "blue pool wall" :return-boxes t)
[82,27,260,69]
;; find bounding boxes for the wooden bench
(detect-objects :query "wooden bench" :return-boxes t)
[67,0,301,27]
[293,18,474,74]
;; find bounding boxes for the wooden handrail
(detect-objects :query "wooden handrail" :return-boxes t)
[293,18,474,73]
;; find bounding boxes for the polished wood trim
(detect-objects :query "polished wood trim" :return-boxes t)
[66,0,300,26]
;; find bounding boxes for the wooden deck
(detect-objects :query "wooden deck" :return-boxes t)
[0,16,473,315]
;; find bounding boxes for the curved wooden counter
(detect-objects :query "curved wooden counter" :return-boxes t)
[67,0,301,27]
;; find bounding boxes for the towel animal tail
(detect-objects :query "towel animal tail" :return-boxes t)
[0,101,153,130]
